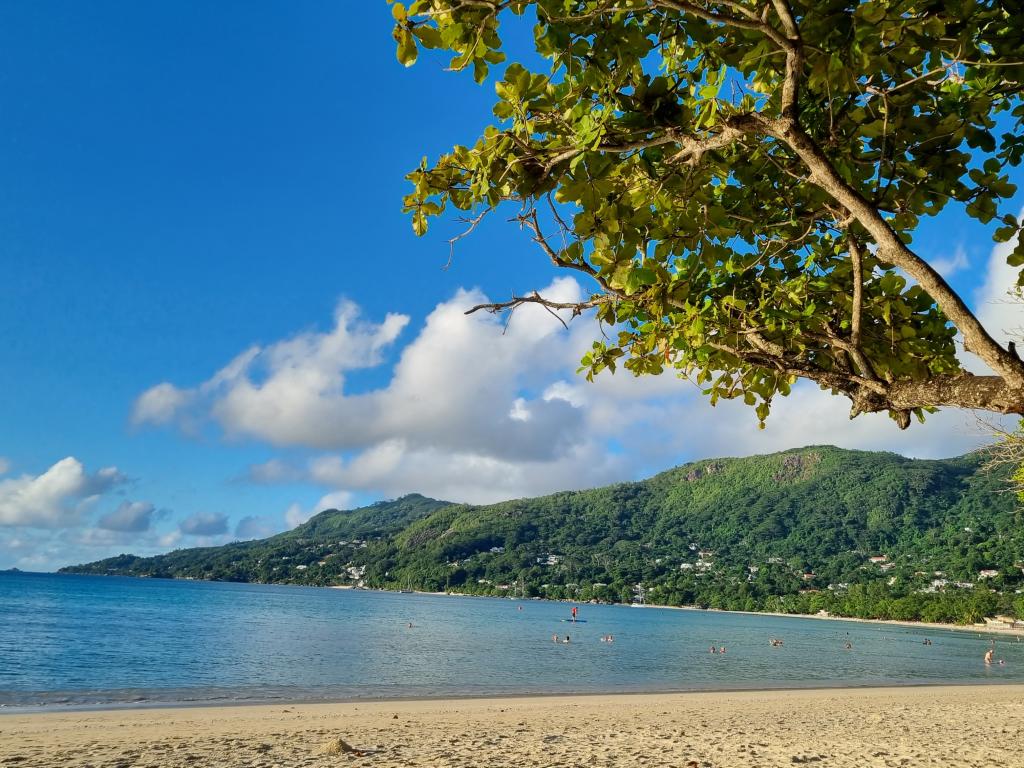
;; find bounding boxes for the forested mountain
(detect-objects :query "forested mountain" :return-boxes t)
[63,446,1024,623]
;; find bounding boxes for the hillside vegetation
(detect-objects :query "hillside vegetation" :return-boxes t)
[63,446,1024,624]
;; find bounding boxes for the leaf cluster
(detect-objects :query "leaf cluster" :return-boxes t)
[393,0,1024,425]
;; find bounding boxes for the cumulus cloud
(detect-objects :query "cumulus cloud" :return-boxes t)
[284,490,355,530]
[974,230,1024,351]
[0,457,127,528]
[131,383,193,427]
[135,278,1009,507]
[0,521,193,572]
[158,530,183,549]
[179,511,229,536]
[283,503,309,529]
[97,500,157,532]
[304,441,630,505]
[133,282,588,461]
[234,515,279,540]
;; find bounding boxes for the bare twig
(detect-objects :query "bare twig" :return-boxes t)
[464,291,610,323]
[445,208,493,269]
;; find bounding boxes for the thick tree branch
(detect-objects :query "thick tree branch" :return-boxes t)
[723,0,1024,387]
[711,334,1024,423]
[848,235,864,351]
[852,375,1024,418]
[769,116,1024,386]
[770,0,802,119]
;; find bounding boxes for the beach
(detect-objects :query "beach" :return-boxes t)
[3,685,1023,768]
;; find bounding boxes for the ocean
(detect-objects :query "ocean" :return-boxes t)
[2,571,1022,708]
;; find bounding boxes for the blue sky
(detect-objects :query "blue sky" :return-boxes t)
[1,2,1022,571]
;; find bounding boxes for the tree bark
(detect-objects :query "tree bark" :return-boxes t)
[851,375,1024,418]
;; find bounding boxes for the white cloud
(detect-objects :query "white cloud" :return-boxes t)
[317,490,355,511]
[0,457,9,476]
[0,457,127,528]
[284,503,309,529]
[974,230,1024,351]
[131,382,193,426]
[0,513,186,572]
[158,530,183,549]
[305,440,629,504]
[283,490,355,530]
[179,511,229,536]
[133,282,588,461]
[135,279,1011,507]
[234,515,279,540]
[932,245,969,278]
[97,500,156,532]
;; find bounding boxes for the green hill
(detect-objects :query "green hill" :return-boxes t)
[62,446,1024,623]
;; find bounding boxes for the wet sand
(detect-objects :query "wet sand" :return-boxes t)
[3,684,1023,767]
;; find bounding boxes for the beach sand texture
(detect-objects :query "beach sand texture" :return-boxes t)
[2,685,1023,768]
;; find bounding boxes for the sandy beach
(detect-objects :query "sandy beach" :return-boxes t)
[3,685,1023,768]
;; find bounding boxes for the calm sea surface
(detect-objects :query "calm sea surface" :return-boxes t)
[2,572,1022,708]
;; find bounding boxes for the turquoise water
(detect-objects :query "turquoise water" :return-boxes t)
[2,572,1022,708]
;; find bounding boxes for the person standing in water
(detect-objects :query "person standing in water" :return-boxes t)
[571,606,578,622]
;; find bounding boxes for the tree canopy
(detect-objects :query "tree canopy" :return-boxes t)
[392,0,1024,428]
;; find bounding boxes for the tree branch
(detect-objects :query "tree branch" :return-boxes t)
[464,291,611,324]
[769,0,802,119]
[445,207,493,269]
[768,116,1024,386]
[852,375,1024,418]
[653,0,791,50]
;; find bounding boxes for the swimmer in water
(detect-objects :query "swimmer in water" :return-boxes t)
[985,648,994,664]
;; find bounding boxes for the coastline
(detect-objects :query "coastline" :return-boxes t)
[3,685,1022,767]
[44,571,1024,638]
[405,587,1024,638]
[6,677,1022,716]
[644,603,1024,637]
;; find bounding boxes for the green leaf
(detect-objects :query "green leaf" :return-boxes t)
[396,28,418,67]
